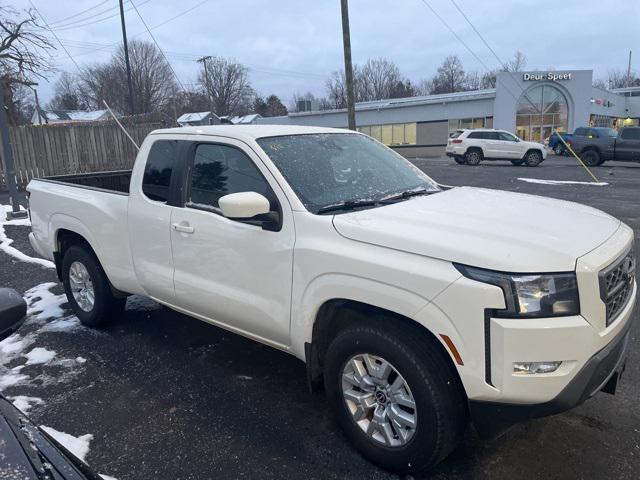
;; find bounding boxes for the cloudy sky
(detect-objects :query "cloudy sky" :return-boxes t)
[13,0,640,106]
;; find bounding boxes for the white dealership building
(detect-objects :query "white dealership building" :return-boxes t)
[259,70,640,157]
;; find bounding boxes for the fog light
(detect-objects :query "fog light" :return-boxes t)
[513,361,562,374]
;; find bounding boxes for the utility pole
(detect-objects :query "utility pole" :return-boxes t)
[627,50,633,88]
[119,0,135,115]
[197,55,215,124]
[340,0,356,130]
[0,81,27,219]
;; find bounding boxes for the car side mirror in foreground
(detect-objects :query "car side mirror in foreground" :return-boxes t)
[0,288,27,342]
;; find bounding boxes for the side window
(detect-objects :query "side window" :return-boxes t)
[574,128,586,136]
[620,128,640,140]
[188,144,271,210]
[142,140,178,203]
[467,131,486,139]
[485,132,500,140]
[588,129,599,138]
[498,132,517,142]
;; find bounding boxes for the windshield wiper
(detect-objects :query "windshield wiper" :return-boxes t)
[317,199,379,214]
[380,187,433,203]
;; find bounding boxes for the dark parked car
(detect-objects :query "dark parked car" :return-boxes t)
[548,132,573,155]
[0,288,103,480]
[569,126,640,166]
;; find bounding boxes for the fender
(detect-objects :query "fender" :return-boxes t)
[291,272,448,359]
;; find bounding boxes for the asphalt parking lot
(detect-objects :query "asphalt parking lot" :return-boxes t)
[0,154,638,480]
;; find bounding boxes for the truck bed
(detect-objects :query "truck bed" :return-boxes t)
[36,170,132,195]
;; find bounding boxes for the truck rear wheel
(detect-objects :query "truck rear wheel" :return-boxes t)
[581,149,602,166]
[62,245,125,327]
[323,320,466,474]
[464,149,482,166]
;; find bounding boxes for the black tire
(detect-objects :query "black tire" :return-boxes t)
[553,144,564,156]
[524,150,543,167]
[581,149,602,166]
[464,149,482,166]
[324,319,467,474]
[453,156,466,165]
[510,159,524,166]
[62,244,125,327]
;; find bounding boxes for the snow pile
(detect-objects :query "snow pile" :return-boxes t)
[517,178,609,186]
[40,426,94,463]
[25,347,56,365]
[0,204,55,268]
[39,316,82,333]
[24,282,67,322]
[8,395,44,413]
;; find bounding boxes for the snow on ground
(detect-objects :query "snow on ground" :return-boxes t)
[24,282,67,322]
[25,347,56,365]
[8,395,44,413]
[517,178,609,186]
[100,476,120,480]
[40,426,94,463]
[1,204,55,268]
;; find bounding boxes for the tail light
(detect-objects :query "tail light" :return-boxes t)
[451,139,463,144]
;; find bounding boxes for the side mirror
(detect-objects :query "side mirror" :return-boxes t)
[219,192,271,219]
[0,288,26,342]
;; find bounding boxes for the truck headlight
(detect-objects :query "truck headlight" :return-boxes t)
[455,264,580,318]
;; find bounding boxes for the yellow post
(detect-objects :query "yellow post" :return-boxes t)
[554,131,601,183]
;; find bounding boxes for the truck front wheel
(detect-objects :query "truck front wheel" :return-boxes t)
[324,321,466,474]
[61,245,125,327]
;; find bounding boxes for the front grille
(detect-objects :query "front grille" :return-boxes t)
[600,250,636,326]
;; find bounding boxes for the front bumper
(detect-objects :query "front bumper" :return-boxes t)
[470,308,634,437]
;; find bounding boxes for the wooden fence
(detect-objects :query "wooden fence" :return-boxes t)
[0,120,163,190]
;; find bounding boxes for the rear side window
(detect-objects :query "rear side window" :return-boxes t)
[467,131,486,139]
[142,140,178,202]
[620,128,640,140]
[449,130,464,139]
[187,144,271,210]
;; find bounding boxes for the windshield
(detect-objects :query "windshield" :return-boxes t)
[595,128,618,137]
[257,133,439,213]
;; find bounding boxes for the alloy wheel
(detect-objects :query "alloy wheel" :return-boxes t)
[341,353,417,447]
[69,261,95,312]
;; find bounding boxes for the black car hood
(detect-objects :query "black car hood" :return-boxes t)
[0,396,102,480]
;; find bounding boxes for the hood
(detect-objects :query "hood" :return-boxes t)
[332,187,621,272]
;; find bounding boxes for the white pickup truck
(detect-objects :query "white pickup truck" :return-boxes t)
[27,125,636,474]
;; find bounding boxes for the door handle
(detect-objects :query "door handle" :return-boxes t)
[172,223,194,234]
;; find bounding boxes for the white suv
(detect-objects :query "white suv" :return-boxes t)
[446,129,548,166]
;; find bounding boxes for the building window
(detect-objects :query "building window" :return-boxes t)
[357,123,417,145]
[516,85,568,142]
[448,118,487,133]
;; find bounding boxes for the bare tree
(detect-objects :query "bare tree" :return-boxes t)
[424,55,467,94]
[325,58,415,107]
[0,6,54,124]
[48,72,89,111]
[504,50,527,72]
[197,57,254,116]
[0,7,53,80]
[80,40,178,114]
[594,69,640,89]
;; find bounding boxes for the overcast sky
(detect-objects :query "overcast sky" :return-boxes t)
[14,0,640,107]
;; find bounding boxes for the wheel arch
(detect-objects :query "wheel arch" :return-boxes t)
[305,298,465,397]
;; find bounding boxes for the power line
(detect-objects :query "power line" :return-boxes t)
[417,0,522,103]
[128,0,187,91]
[51,0,153,31]
[27,0,83,73]
[130,0,210,36]
[49,0,111,26]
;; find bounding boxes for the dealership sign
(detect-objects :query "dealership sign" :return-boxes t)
[523,72,572,81]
